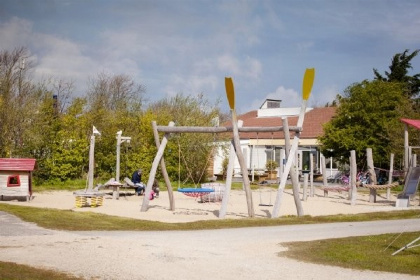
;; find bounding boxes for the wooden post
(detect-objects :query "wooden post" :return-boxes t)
[225,77,254,217]
[272,68,314,218]
[303,173,308,201]
[367,148,377,203]
[283,117,304,216]
[219,141,235,218]
[350,150,357,206]
[309,153,314,197]
[116,132,121,183]
[87,135,95,191]
[152,121,175,211]
[387,153,394,200]
[141,122,174,212]
[348,155,352,200]
[279,149,285,179]
[251,144,255,183]
[321,155,329,197]
[156,125,301,134]
[231,115,254,217]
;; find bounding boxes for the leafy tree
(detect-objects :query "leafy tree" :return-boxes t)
[0,47,33,157]
[148,93,223,185]
[84,72,146,180]
[374,49,420,101]
[318,80,417,169]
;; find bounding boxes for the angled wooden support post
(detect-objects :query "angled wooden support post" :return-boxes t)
[141,121,174,212]
[219,141,235,218]
[272,68,314,218]
[367,148,377,203]
[283,117,304,216]
[152,121,175,211]
[225,77,254,217]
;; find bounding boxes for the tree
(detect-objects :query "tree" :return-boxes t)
[318,80,417,169]
[84,72,147,180]
[374,49,420,100]
[148,93,223,184]
[0,47,33,157]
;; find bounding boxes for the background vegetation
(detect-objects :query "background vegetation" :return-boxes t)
[319,49,420,170]
[0,47,226,186]
[1,46,419,185]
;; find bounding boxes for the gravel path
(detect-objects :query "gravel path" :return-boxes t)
[1,211,420,280]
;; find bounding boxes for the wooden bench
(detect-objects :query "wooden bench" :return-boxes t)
[320,185,350,197]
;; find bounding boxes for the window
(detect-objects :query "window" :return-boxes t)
[267,100,280,108]
[7,175,21,187]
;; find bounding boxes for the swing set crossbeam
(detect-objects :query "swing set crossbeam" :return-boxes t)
[156,125,301,134]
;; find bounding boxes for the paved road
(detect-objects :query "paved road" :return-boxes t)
[1,211,420,280]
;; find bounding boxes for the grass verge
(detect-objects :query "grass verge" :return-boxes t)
[0,203,419,231]
[281,231,420,276]
[0,261,84,280]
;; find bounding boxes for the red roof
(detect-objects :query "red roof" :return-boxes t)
[401,118,420,130]
[224,107,336,139]
[0,158,36,171]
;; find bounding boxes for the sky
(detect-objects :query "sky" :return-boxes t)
[1,0,420,114]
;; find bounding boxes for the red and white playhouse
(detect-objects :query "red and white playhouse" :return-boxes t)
[0,158,36,201]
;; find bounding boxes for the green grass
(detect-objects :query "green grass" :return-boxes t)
[34,179,88,192]
[281,231,420,276]
[0,203,419,231]
[0,261,84,280]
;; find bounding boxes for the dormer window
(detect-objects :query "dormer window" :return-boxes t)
[267,100,281,108]
[260,99,281,109]
[7,175,21,187]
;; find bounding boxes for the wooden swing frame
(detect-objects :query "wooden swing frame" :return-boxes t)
[141,69,315,219]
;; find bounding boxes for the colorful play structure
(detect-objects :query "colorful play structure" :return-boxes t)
[141,69,315,218]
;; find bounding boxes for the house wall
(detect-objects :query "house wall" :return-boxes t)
[0,171,30,198]
[213,141,281,177]
[213,140,340,180]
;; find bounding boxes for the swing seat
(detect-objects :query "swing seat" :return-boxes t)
[178,188,214,198]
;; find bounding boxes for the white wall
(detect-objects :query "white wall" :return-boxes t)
[0,171,30,197]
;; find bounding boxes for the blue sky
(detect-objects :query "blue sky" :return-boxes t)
[1,0,420,113]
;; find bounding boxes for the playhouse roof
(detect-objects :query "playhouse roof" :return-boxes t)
[0,158,36,171]
[401,118,420,130]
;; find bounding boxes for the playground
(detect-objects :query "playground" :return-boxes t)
[4,186,419,223]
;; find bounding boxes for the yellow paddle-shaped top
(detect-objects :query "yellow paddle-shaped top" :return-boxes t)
[302,68,315,100]
[225,77,235,110]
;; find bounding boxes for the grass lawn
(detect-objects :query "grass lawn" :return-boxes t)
[281,231,420,276]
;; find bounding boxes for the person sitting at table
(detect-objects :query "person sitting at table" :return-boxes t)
[131,168,145,196]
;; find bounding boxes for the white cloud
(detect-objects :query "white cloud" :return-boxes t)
[163,74,218,98]
[0,17,98,95]
[310,85,340,107]
[297,41,314,52]
[249,85,300,111]
[217,54,262,81]
[0,17,33,50]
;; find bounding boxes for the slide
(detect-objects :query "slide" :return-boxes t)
[398,166,420,199]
